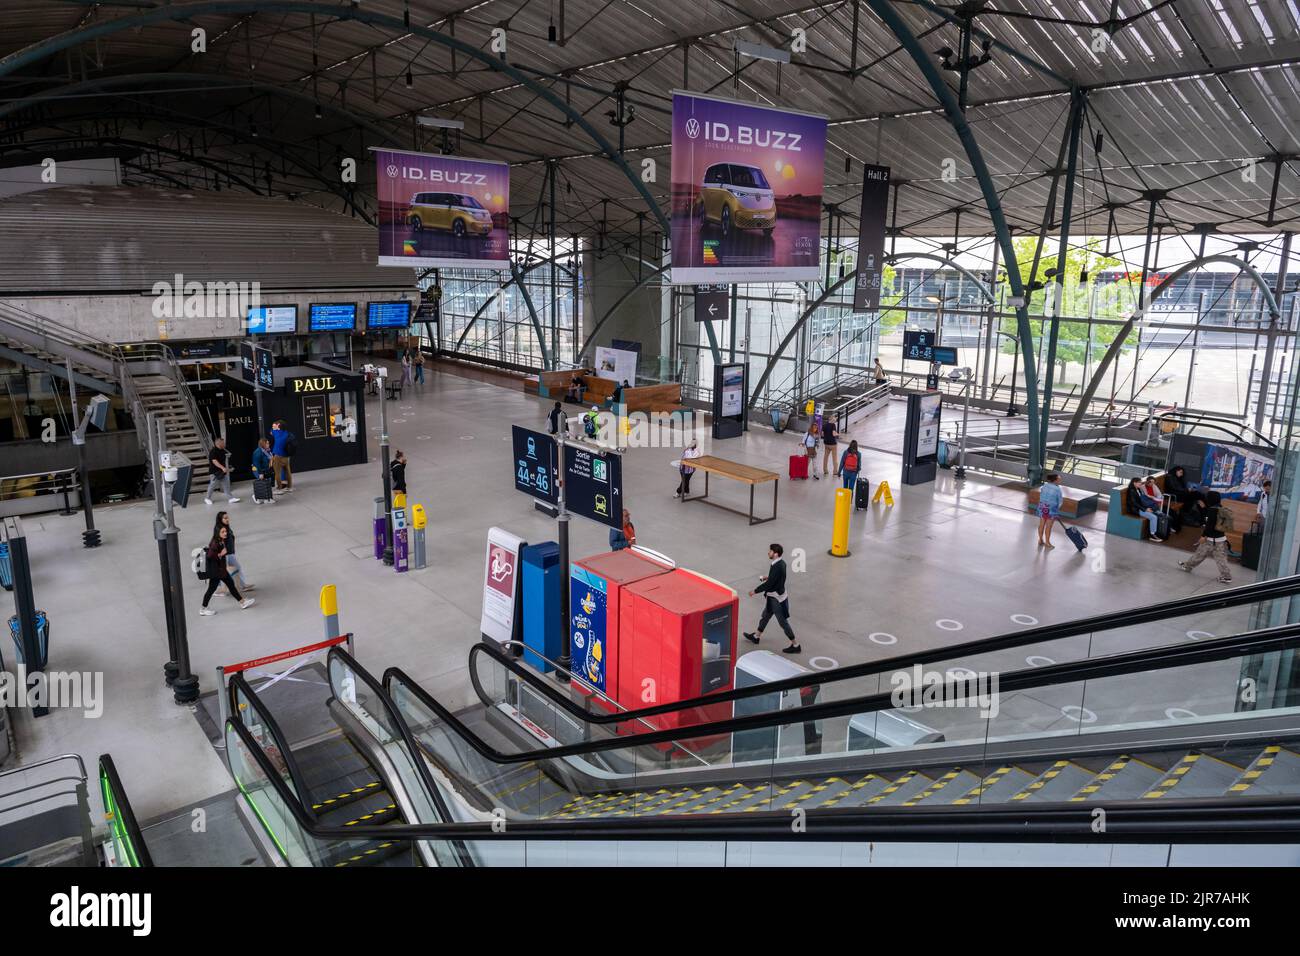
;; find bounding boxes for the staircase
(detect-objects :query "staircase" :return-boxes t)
[0,301,211,481]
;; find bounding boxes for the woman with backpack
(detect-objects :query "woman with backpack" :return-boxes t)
[837,440,863,490]
[1179,491,1233,584]
[198,525,255,615]
[212,511,253,594]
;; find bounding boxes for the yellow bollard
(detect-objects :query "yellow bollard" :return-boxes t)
[320,584,340,639]
[828,487,852,558]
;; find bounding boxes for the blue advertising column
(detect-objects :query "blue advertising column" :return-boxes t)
[570,565,608,692]
[521,542,560,673]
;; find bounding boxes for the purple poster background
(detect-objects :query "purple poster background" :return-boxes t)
[670,91,827,284]
[374,148,510,270]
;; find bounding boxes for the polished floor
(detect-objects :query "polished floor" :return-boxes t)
[4,360,1247,829]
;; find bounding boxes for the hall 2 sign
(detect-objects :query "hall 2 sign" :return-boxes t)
[288,375,336,394]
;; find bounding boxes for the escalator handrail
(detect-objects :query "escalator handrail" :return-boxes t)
[470,571,1300,726]
[396,620,1300,767]
[327,647,473,867]
[223,713,1300,844]
[228,673,323,823]
[97,754,154,868]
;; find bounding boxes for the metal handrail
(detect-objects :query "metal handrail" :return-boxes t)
[1157,411,1277,450]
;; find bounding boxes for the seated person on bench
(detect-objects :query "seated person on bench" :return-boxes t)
[567,374,587,404]
[1165,465,1204,526]
[1126,476,1168,543]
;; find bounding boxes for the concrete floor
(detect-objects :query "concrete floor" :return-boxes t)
[3,359,1252,832]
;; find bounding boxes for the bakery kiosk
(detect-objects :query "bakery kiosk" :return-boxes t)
[219,362,367,480]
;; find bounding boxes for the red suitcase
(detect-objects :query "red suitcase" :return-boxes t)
[789,454,809,480]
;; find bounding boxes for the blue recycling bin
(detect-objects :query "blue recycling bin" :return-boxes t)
[0,542,11,591]
[521,542,561,674]
[8,610,49,669]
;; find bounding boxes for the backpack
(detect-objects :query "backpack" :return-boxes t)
[190,547,208,580]
[284,435,299,456]
[1215,507,1235,534]
[843,452,859,472]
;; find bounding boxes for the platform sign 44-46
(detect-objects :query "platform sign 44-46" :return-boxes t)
[511,425,558,505]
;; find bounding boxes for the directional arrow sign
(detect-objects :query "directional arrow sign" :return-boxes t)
[694,284,730,323]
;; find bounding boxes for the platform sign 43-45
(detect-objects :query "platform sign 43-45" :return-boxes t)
[511,425,558,505]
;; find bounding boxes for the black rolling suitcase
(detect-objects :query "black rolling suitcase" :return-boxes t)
[1058,520,1087,552]
[854,479,871,510]
[253,476,274,503]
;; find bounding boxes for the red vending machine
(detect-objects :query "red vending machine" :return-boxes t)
[569,549,673,710]
[618,569,739,742]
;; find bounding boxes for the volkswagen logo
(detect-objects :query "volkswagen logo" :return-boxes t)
[685,118,700,139]
[385,164,399,178]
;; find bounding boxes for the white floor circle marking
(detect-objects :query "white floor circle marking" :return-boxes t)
[935,619,963,631]
[946,667,978,681]
[1010,613,1039,626]
[808,656,839,671]
[1061,705,1097,724]
[868,632,898,645]
[417,436,431,440]
[1185,630,1214,642]
[1025,655,1056,668]
[459,435,475,440]
[1165,707,1198,720]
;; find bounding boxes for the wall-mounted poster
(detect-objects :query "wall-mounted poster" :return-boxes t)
[374,148,510,270]
[670,91,827,284]
[917,393,941,458]
[1200,441,1275,501]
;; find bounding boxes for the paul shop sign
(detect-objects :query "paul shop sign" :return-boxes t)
[287,375,336,394]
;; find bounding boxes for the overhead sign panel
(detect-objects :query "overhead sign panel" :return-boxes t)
[694,284,730,322]
[670,91,827,285]
[853,164,891,313]
[511,425,558,505]
[563,444,623,529]
[374,147,510,270]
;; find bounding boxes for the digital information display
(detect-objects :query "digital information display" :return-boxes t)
[246,305,297,335]
[931,346,959,366]
[511,426,558,505]
[917,393,942,458]
[367,301,412,330]
[903,329,937,362]
[308,303,357,333]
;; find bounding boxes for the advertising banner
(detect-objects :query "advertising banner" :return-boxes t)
[570,565,608,693]
[852,164,891,313]
[481,527,526,646]
[593,346,638,387]
[374,148,510,270]
[670,91,827,284]
[719,364,745,417]
[917,393,941,458]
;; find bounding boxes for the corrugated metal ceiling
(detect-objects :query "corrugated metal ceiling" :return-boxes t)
[0,0,1296,239]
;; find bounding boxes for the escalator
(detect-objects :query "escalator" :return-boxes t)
[222,575,1300,864]
[224,663,460,868]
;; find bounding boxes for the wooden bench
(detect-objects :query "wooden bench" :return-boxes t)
[676,454,778,525]
[1027,484,1099,519]
[1106,472,1182,541]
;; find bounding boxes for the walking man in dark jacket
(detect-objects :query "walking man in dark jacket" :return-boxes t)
[744,543,801,654]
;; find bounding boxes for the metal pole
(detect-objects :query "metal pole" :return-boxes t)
[379,370,394,566]
[157,416,198,704]
[146,412,179,685]
[1255,230,1292,434]
[64,359,98,546]
[955,367,973,479]
[1037,87,1086,474]
[556,428,571,684]
[980,242,1000,400]
[4,518,47,717]
[1185,291,1204,410]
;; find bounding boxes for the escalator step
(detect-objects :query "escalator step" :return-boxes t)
[816,774,891,808]
[903,769,982,806]
[1069,755,1163,802]
[341,804,399,827]
[1228,745,1300,796]
[332,840,409,868]
[1010,761,1094,802]
[1142,752,1245,799]
[952,766,1036,805]
[867,771,934,806]
[312,780,383,812]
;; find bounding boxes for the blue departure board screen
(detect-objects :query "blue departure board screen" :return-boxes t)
[308,303,357,333]
[366,301,412,330]
[246,305,297,335]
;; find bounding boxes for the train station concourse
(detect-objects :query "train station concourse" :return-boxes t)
[0,0,1299,922]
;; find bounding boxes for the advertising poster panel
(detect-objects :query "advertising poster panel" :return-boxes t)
[670,91,827,284]
[593,346,638,387]
[720,364,745,417]
[374,148,510,269]
[917,393,942,458]
[570,565,608,693]
[481,527,525,645]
